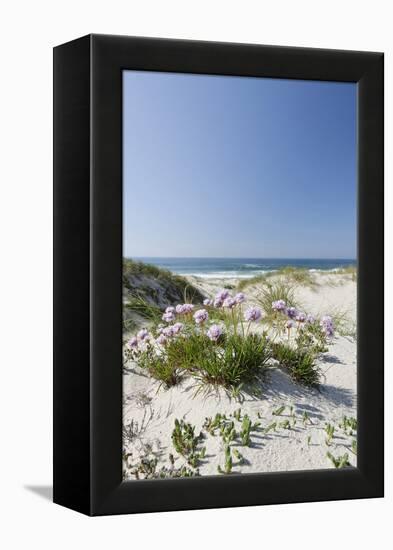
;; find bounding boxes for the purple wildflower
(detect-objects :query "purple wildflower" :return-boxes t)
[272,299,287,312]
[207,324,223,342]
[244,306,262,322]
[223,297,236,309]
[137,328,149,341]
[165,306,175,313]
[162,311,176,323]
[176,303,194,315]
[306,314,315,324]
[162,326,174,338]
[156,334,167,346]
[203,298,212,306]
[234,292,246,304]
[320,315,334,337]
[127,336,138,349]
[213,289,230,307]
[172,322,184,334]
[296,312,306,323]
[193,309,209,324]
[217,289,230,301]
[286,320,295,329]
[286,306,298,319]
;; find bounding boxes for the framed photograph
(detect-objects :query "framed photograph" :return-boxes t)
[53,34,384,516]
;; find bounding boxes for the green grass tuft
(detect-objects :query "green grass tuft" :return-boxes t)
[256,279,298,318]
[123,258,205,304]
[271,341,320,386]
[124,295,162,323]
[137,347,183,388]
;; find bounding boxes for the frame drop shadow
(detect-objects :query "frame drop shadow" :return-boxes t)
[24,485,52,501]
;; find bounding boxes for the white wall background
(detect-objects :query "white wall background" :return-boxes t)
[0,1,390,548]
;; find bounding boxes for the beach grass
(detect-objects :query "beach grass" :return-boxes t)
[123,259,205,328]
[187,332,271,393]
[237,274,267,291]
[123,258,205,303]
[237,266,317,291]
[138,330,271,394]
[276,266,317,287]
[124,295,162,323]
[256,279,298,317]
[271,341,321,386]
[325,306,357,339]
[137,347,183,388]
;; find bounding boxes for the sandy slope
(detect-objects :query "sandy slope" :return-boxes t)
[123,272,357,478]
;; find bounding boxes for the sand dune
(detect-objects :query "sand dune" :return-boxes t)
[123,272,357,478]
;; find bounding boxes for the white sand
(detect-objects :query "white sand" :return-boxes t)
[123,272,357,478]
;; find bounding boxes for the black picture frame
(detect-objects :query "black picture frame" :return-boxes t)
[53,34,384,516]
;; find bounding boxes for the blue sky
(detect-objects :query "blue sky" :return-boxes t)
[123,71,356,259]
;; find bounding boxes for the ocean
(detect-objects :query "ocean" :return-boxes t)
[132,258,356,279]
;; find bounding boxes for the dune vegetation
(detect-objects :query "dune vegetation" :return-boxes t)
[122,263,357,480]
[123,258,205,332]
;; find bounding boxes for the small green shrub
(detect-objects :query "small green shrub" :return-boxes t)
[324,423,335,446]
[217,445,233,474]
[272,405,286,416]
[220,420,237,444]
[272,342,320,386]
[240,414,252,445]
[190,333,271,392]
[327,451,351,469]
[137,346,182,388]
[171,419,206,467]
[203,413,228,435]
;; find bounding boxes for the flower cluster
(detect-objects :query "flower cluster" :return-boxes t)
[271,301,313,326]
[207,324,223,342]
[295,312,306,323]
[271,299,334,338]
[126,327,153,356]
[193,309,209,324]
[235,292,246,304]
[272,299,286,312]
[244,306,262,322]
[286,306,298,319]
[161,303,196,323]
[320,315,334,337]
[176,303,194,315]
[213,289,230,308]
[162,306,176,322]
[207,288,263,324]
[223,297,236,309]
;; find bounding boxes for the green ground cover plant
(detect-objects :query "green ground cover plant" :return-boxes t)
[171,419,206,467]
